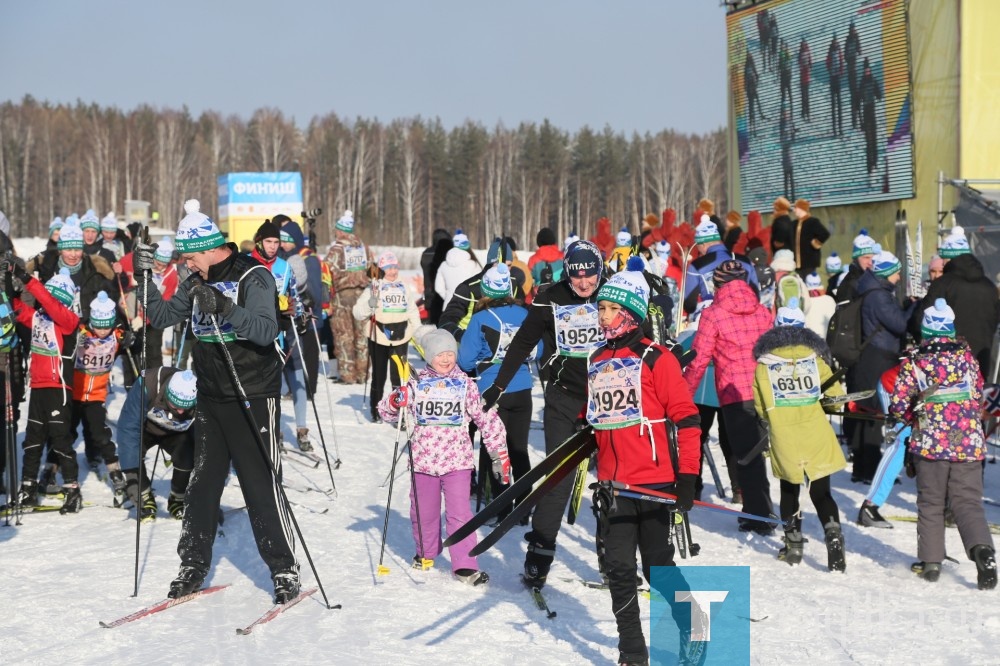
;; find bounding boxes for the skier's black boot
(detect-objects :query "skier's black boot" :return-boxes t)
[824,521,846,572]
[140,490,157,522]
[272,567,301,604]
[523,532,555,588]
[857,501,892,528]
[911,561,941,582]
[59,484,83,514]
[778,515,804,565]
[972,544,997,590]
[110,470,127,507]
[168,565,207,598]
[167,492,185,520]
[16,479,38,507]
[38,464,60,495]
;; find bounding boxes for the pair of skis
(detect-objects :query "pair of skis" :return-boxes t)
[99,584,323,634]
[443,427,598,555]
[899,210,925,300]
[445,425,782,558]
[281,445,323,469]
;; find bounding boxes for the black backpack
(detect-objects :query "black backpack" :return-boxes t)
[826,292,880,368]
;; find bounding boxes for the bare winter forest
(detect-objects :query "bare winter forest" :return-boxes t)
[0,96,726,248]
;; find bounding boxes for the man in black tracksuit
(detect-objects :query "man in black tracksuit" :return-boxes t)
[135,200,299,604]
[481,239,606,587]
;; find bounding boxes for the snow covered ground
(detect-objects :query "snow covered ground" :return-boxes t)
[3,234,999,663]
[3,349,1000,666]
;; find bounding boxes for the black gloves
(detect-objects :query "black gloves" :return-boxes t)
[674,473,698,513]
[480,384,503,412]
[1,256,29,296]
[133,242,158,273]
[120,327,136,350]
[191,283,234,317]
[299,291,315,314]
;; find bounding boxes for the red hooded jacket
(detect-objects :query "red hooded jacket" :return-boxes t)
[14,277,81,390]
[588,331,701,485]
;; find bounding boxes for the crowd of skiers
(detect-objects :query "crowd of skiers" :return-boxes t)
[2,195,1000,666]
[410,198,1000,665]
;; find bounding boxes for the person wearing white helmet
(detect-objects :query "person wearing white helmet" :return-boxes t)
[1,262,82,513]
[831,229,878,304]
[116,367,198,522]
[99,212,128,261]
[913,226,1000,373]
[37,291,132,500]
[26,219,121,324]
[851,249,918,483]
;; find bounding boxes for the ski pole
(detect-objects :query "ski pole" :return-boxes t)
[701,440,726,500]
[289,317,337,496]
[362,279,380,412]
[132,229,150,597]
[380,443,407,488]
[309,314,342,467]
[403,405,432,571]
[173,321,189,369]
[208,313,337,609]
[122,346,140,382]
[3,355,20,526]
[377,405,406,575]
[610,482,784,527]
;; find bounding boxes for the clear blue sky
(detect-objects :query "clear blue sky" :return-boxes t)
[2,0,728,135]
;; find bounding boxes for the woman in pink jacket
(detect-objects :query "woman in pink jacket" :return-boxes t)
[379,328,509,586]
[684,260,776,534]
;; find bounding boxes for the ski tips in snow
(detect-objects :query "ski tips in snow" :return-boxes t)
[99,584,231,629]
[522,576,556,619]
[236,587,319,635]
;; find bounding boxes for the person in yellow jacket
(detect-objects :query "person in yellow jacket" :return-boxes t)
[606,227,633,273]
[752,298,847,572]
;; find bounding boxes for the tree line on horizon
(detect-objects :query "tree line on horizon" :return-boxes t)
[0,96,726,249]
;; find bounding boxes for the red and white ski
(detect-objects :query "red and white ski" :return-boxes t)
[236,587,318,635]
[99,584,231,628]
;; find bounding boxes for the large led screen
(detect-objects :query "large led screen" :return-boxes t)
[728,0,914,210]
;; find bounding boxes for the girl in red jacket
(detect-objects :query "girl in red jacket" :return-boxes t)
[587,267,701,666]
[8,266,82,512]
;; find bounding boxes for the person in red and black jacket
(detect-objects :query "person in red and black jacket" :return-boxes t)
[587,267,700,666]
[3,262,82,511]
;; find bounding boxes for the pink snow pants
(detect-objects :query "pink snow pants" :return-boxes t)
[410,470,478,571]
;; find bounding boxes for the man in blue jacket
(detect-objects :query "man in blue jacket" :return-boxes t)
[683,216,758,315]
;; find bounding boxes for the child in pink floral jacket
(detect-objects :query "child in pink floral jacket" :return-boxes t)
[379,328,509,586]
[889,299,996,589]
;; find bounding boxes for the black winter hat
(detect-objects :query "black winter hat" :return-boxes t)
[255,221,281,242]
[536,227,557,247]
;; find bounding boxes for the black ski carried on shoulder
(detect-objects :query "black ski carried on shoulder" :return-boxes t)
[443,426,597,548]
[468,436,596,557]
